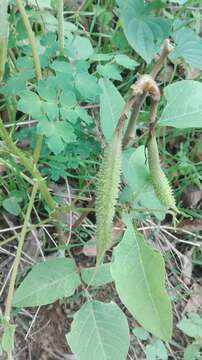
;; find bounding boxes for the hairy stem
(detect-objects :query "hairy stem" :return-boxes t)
[57,0,64,56]
[4,182,39,322]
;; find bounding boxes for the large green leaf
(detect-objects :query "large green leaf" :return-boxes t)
[117,0,171,63]
[99,78,125,140]
[13,258,81,307]
[159,80,202,128]
[66,301,129,360]
[111,218,172,341]
[171,21,202,70]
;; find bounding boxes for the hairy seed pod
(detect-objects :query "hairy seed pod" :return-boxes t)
[148,134,178,213]
[96,131,122,266]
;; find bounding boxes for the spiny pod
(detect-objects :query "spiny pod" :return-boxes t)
[148,133,179,213]
[0,1,9,81]
[95,130,122,266]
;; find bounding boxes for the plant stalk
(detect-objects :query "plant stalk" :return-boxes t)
[4,181,39,321]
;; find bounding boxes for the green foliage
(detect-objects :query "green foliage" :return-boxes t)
[81,263,113,287]
[183,344,202,360]
[99,78,125,140]
[2,196,22,216]
[159,81,202,128]
[13,259,81,307]
[171,21,202,70]
[145,339,168,360]
[177,313,202,338]
[117,0,171,63]
[122,146,166,220]
[111,217,172,341]
[66,301,130,360]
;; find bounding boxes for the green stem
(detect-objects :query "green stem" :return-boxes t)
[0,0,9,81]
[57,0,64,56]
[16,0,44,164]
[16,0,42,81]
[4,181,39,321]
[0,119,55,211]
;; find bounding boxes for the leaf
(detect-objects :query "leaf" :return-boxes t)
[18,90,43,119]
[99,78,125,140]
[1,322,15,354]
[171,21,202,70]
[75,72,101,102]
[122,147,166,220]
[55,121,76,143]
[97,64,122,81]
[159,80,202,128]
[117,0,171,63]
[114,54,138,69]
[13,258,81,307]
[81,263,113,287]
[183,344,201,360]
[66,301,129,360]
[71,36,94,60]
[2,196,21,216]
[132,327,150,340]
[145,340,168,360]
[111,217,173,341]
[177,313,202,338]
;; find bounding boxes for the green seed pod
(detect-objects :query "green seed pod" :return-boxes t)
[96,131,122,266]
[148,134,178,213]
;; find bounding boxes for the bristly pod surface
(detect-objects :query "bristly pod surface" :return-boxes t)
[95,131,122,266]
[148,134,179,213]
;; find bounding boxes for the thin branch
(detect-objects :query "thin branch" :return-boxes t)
[122,39,174,148]
[4,181,38,321]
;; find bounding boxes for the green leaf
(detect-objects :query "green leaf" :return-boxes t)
[132,327,150,340]
[145,339,168,360]
[99,78,125,140]
[117,0,171,63]
[55,121,76,143]
[71,35,94,60]
[171,21,202,70]
[18,90,43,119]
[122,147,166,220]
[46,132,65,154]
[183,344,201,360]
[2,197,21,216]
[97,64,122,81]
[111,217,172,341]
[13,258,81,307]
[66,301,129,360]
[159,80,202,128]
[114,54,138,69]
[1,322,15,354]
[81,263,113,287]
[177,313,202,338]
[75,72,101,102]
